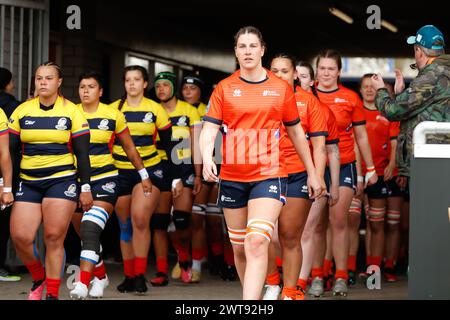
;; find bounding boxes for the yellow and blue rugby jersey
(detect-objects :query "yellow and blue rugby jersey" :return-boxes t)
[196,102,208,119]
[8,96,89,181]
[110,97,171,170]
[156,100,201,162]
[0,108,9,136]
[77,103,128,181]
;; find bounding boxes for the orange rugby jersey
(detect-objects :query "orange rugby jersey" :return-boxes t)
[280,86,328,174]
[204,70,300,182]
[316,85,365,165]
[361,107,400,176]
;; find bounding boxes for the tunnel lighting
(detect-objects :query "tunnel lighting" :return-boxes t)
[329,7,354,24]
[381,20,398,33]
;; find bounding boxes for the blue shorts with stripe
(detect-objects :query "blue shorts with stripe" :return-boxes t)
[117,162,165,196]
[340,161,357,193]
[217,177,287,209]
[286,171,311,200]
[15,176,79,204]
[90,176,119,205]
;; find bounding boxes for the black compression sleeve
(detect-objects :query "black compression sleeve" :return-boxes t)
[158,126,178,171]
[72,133,91,184]
[8,132,21,183]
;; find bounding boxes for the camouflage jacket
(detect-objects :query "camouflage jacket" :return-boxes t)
[375,54,450,177]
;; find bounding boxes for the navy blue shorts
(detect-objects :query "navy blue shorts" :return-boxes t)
[400,177,410,202]
[217,177,287,209]
[90,177,120,205]
[386,178,402,198]
[15,176,79,204]
[158,160,173,193]
[118,163,165,196]
[179,165,195,189]
[286,171,311,200]
[340,162,357,192]
[365,176,389,199]
[324,167,331,193]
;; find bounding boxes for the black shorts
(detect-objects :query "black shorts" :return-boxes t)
[158,160,173,193]
[179,165,195,189]
[217,177,287,209]
[324,167,331,193]
[365,176,389,199]
[286,171,311,200]
[15,176,79,204]
[118,162,165,196]
[386,178,402,198]
[400,177,410,202]
[90,177,120,205]
[340,162,357,192]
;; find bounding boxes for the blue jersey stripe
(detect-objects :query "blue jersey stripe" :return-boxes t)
[113,151,158,163]
[21,164,75,178]
[23,143,70,156]
[89,143,111,155]
[19,116,72,130]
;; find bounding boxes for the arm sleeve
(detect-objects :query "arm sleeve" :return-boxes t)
[282,86,300,126]
[115,109,129,136]
[308,95,328,137]
[71,107,90,138]
[351,94,366,126]
[375,72,436,121]
[203,84,224,125]
[8,108,21,135]
[70,108,91,184]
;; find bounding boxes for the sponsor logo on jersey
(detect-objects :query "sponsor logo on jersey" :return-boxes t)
[64,183,77,198]
[102,181,116,194]
[25,120,35,125]
[334,98,349,103]
[15,182,23,197]
[263,90,280,97]
[98,119,110,130]
[143,112,154,123]
[55,118,68,130]
[296,101,307,107]
[269,185,278,193]
[233,89,242,97]
[177,116,187,127]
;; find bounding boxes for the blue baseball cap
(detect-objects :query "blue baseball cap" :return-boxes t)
[407,25,445,50]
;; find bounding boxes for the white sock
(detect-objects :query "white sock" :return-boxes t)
[192,260,202,272]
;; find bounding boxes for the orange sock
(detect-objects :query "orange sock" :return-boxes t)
[93,261,106,280]
[134,256,147,275]
[347,255,357,272]
[323,259,333,276]
[275,256,282,268]
[281,286,297,299]
[46,278,61,298]
[385,259,395,269]
[334,269,348,281]
[311,267,324,279]
[265,271,280,285]
[366,256,373,266]
[297,278,307,291]
[25,260,45,282]
[123,259,135,277]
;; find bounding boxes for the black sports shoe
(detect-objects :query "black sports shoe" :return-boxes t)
[220,264,238,281]
[46,294,58,300]
[134,274,148,294]
[208,255,224,276]
[117,276,135,293]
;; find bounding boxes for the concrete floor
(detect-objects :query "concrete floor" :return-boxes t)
[0,261,407,300]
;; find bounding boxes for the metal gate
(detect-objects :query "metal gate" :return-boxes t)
[0,0,49,101]
[409,121,450,299]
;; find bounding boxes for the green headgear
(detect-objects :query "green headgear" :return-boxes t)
[155,71,177,102]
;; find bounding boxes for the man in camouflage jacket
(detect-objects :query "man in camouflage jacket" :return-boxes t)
[371,25,449,178]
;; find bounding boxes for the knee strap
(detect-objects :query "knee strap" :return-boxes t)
[349,198,362,215]
[367,207,386,222]
[80,220,103,264]
[116,215,133,243]
[172,210,191,230]
[151,213,171,231]
[82,206,109,230]
[227,227,246,246]
[192,204,207,216]
[245,219,275,242]
[386,210,401,225]
[206,203,222,216]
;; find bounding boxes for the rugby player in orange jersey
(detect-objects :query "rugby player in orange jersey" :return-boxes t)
[200,26,324,300]
[314,50,378,297]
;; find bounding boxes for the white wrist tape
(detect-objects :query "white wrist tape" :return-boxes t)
[138,168,149,180]
[365,170,376,182]
[81,184,91,193]
[3,187,12,193]
[357,176,364,183]
[0,178,3,187]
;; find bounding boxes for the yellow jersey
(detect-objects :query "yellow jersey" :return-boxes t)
[0,108,8,136]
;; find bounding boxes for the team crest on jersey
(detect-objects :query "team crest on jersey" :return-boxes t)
[233,89,242,97]
[64,184,77,198]
[269,185,278,193]
[55,118,68,130]
[297,101,307,107]
[143,112,154,123]
[9,118,14,124]
[177,116,187,127]
[98,119,110,130]
[102,182,116,193]
[153,170,163,179]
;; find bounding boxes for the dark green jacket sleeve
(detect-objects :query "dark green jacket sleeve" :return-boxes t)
[375,69,436,121]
